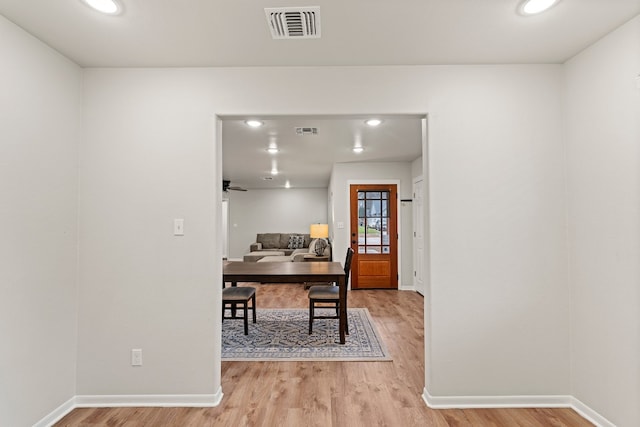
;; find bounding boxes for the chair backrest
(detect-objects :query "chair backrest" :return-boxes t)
[343,247,355,284]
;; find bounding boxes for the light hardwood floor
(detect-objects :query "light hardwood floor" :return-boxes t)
[55,283,592,426]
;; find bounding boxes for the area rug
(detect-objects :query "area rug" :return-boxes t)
[222,308,391,361]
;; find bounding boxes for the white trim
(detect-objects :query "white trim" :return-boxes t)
[411,174,425,296]
[570,396,616,427]
[422,388,570,409]
[422,388,615,427]
[35,390,223,426]
[75,390,223,407]
[33,396,76,427]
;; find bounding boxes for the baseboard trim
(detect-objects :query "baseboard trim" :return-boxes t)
[422,388,615,426]
[33,396,77,427]
[36,389,224,427]
[75,389,224,407]
[570,396,616,427]
[422,388,570,409]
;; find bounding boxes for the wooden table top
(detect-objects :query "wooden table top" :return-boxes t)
[223,261,345,283]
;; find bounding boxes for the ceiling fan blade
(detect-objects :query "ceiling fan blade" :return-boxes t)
[223,180,248,191]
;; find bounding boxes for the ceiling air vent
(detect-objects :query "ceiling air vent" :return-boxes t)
[296,127,318,135]
[265,7,321,39]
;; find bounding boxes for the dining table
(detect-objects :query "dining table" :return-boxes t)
[223,261,348,344]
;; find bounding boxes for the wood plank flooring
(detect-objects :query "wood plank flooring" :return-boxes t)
[55,283,592,427]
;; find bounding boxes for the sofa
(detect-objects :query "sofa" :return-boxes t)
[250,233,312,256]
[247,233,331,262]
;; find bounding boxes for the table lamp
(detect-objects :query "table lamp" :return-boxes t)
[310,223,329,256]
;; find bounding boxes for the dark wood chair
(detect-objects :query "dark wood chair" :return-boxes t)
[222,286,256,335]
[308,247,354,335]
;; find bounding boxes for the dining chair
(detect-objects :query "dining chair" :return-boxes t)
[222,285,256,335]
[308,247,354,335]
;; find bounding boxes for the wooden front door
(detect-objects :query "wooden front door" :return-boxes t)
[349,184,398,289]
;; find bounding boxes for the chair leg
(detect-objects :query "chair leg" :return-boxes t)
[334,302,348,335]
[345,313,349,335]
[344,303,349,335]
[243,301,249,335]
[309,300,314,334]
[251,293,256,323]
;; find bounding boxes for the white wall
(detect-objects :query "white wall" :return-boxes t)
[425,66,569,397]
[564,15,640,427]
[0,16,82,426]
[227,188,328,259]
[78,70,220,396]
[77,64,569,407]
[329,162,414,287]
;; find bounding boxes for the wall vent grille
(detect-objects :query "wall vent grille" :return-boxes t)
[265,7,321,39]
[296,127,318,135]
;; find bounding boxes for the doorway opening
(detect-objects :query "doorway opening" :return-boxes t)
[216,113,430,402]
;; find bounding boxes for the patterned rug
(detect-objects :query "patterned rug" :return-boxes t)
[222,308,391,361]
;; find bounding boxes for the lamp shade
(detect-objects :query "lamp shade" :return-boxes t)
[310,223,329,239]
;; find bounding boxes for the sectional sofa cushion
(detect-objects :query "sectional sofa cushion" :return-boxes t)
[256,233,281,249]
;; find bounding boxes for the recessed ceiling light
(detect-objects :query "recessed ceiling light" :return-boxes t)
[353,146,364,154]
[266,147,279,154]
[81,0,121,15]
[519,0,559,15]
[365,119,382,127]
[245,120,264,128]
[285,180,291,189]
[271,168,278,175]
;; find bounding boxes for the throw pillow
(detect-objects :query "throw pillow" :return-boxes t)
[288,235,305,249]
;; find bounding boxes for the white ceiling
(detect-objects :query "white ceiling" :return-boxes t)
[222,116,423,190]
[2,0,637,189]
[0,0,638,67]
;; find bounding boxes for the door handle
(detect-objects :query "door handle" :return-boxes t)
[351,241,356,244]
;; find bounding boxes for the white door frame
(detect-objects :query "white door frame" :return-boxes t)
[412,175,425,295]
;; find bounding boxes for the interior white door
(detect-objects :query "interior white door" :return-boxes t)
[413,177,425,295]
[221,199,229,259]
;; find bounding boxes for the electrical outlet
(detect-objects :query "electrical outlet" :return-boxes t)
[131,349,142,366]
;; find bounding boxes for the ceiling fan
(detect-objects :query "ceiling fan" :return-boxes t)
[223,180,247,192]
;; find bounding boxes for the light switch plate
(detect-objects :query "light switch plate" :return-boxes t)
[131,349,142,366]
[174,218,184,236]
